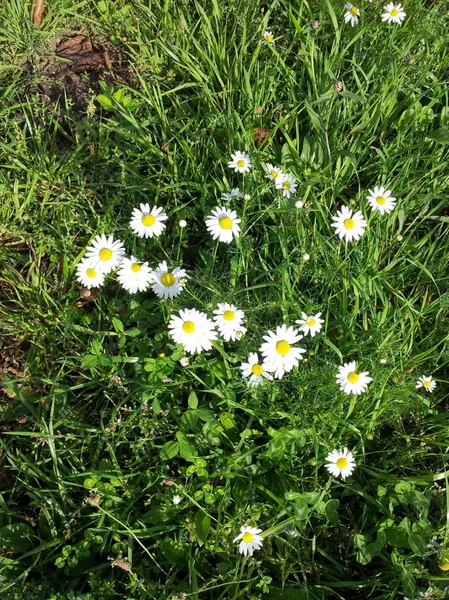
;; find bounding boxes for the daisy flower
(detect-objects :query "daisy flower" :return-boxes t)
[366,186,396,215]
[381,2,406,24]
[150,261,187,299]
[263,30,274,44]
[240,352,273,387]
[275,173,297,198]
[325,448,356,479]
[168,308,217,354]
[336,361,372,395]
[205,206,241,243]
[233,526,263,557]
[416,375,436,393]
[295,312,324,337]
[228,151,252,173]
[117,256,152,293]
[344,3,360,26]
[84,234,125,274]
[259,324,306,379]
[213,303,246,342]
[265,163,283,182]
[129,203,168,238]
[331,205,367,242]
[75,257,105,288]
[221,188,242,202]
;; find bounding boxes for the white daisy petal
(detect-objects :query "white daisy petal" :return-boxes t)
[150,260,187,299]
[205,206,241,244]
[336,361,372,395]
[168,308,217,355]
[381,2,406,24]
[75,257,105,288]
[228,151,252,173]
[366,186,396,215]
[116,256,152,293]
[344,4,360,26]
[84,234,125,274]
[331,206,367,243]
[213,303,246,342]
[234,525,264,556]
[240,352,273,387]
[259,324,306,380]
[416,375,436,393]
[295,312,324,337]
[325,448,356,479]
[275,173,297,198]
[129,203,168,238]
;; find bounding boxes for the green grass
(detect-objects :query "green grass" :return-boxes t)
[1,0,449,598]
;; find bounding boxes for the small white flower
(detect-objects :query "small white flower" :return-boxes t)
[233,525,264,556]
[172,495,181,505]
[179,219,187,228]
[179,357,190,367]
[213,303,247,342]
[228,151,252,173]
[344,3,360,26]
[84,234,125,274]
[295,312,324,337]
[75,257,105,288]
[295,200,304,208]
[275,173,297,198]
[380,358,387,364]
[240,352,273,387]
[117,256,152,293]
[303,253,310,261]
[221,188,242,202]
[325,448,356,479]
[366,186,396,215]
[243,194,251,201]
[381,2,406,24]
[259,324,306,379]
[168,308,217,354]
[205,206,241,243]
[416,376,436,393]
[263,30,274,44]
[150,261,187,299]
[129,203,168,238]
[265,163,283,182]
[331,205,367,242]
[336,361,372,395]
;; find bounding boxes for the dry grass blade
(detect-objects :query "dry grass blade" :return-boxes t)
[33,0,45,26]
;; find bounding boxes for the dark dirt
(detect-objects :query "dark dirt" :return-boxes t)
[28,33,135,114]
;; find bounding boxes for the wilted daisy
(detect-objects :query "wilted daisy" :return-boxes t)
[344,3,360,26]
[172,495,181,505]
[263,30,274,44]
[416,375,436,393]
[221,188,242,202]
[336,361,372,395]
[129,203,168,238]
[295,312,324,337]
[240,352,273,387]
[325,448,356,479]
[233,526,263,557]
[381,2,406,24]
[205,206,241,243]
[331,205,367,243]
[150,261,187,299]
[85,234,125,274]
[275,173,297,198]
[117,256,152,293]
[76,257,105,288]
[259,324,306,379]
[366,186,396,215]
[168,308,217,354]
[228,151,252,173]
[213,303,246,342]
[265,163,283,182]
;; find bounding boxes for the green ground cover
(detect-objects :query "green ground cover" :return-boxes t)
[1,0,449,598]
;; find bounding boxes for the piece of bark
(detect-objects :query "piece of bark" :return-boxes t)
[33,0,45,26]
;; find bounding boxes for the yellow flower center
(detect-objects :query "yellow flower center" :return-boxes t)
[336,457,348,469]
[161,273,175,287]
[423,380,431,387]
[271,170,279,178]
[349,6,358,16]
[219,216,233,230]
[86,268,97,278]
[306,318,316,327]
[439,560,449,571]
[99,248,112,261]
[276,340,290,356]
[283,181,291,190]
[348,372,359,384]
[182,321,195,334]
[390,8,399,16]
[131,263,141,273]
[343,218,355,230]
[376,196,386,205]
[251,364,263,376]
[223,310,235,321]
[242,532,253,543]
[236,159,246,168]
[265,35,273,43]
[142,214,156,227]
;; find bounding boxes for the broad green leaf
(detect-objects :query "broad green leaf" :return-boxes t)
[188,391,198,409]
[176,432,197,461]
[0,523,35,552]
[426,128,449,144]
[408,533,426,556]
[160,441,179,460]
[195,511,211,546]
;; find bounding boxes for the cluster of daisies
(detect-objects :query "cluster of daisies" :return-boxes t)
[345,2,406,27]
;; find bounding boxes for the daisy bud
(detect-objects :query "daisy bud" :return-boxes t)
[179,219,187,228]
[172,495,181,505]
[244,194,251,200]
[303,253,310,261]
[295,200,304,208]
[380,358,387,364]
[179,357,190,367]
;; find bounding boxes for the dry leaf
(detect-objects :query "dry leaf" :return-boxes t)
[33,0,45,27]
